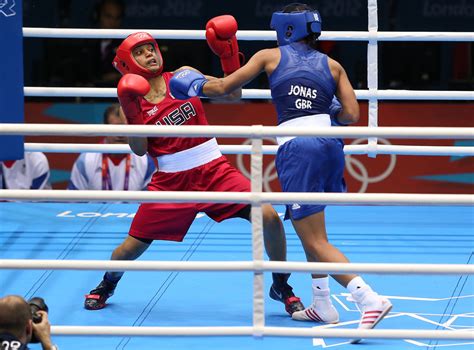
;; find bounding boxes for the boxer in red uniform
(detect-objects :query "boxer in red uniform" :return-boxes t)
[84,16,304,316]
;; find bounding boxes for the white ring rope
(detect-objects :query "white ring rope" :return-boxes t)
[1,123,473,139]
[48,325,474,340]
[52,326,474,340]
[23,27,474,42]
[24,86,474,100]
[1,260,472,275]
[23,142,474,157]
[0,190,471,205]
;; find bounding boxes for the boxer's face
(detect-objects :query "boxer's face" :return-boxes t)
[132,43,162,73]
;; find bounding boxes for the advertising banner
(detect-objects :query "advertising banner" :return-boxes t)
[204,102,473,194]
[23,102,473,193]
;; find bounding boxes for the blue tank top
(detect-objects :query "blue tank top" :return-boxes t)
[269,43,336,125]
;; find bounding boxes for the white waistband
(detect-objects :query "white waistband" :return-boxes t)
[277,114,331,146]
[157,138,222,173]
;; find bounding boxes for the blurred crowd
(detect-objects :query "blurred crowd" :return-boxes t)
[24,0,473,91]
[1,103,157,191]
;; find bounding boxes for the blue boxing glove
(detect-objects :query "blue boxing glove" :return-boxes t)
[329,96,345,146]
[169,69,208,100]
[329,96,346,126]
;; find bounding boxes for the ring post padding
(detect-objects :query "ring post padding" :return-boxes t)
[367,0,379,158]
[251,129,265,336]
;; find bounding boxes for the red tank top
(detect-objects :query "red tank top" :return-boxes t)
[139,72,211,157]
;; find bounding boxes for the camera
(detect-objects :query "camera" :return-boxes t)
[28,297,49,343]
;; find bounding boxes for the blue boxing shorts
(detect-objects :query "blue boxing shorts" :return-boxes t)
[275,137,347,220]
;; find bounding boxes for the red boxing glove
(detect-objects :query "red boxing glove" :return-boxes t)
[117,74,150,125]
[206,15,242,75]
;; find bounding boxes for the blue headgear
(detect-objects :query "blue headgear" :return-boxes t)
[270,10,322,46]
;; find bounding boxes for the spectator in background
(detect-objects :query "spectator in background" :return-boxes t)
[68,104,155,191]
[90,0,125,87]
[0,152,52,189]
[0,295,57,350]
[44,0,125,87]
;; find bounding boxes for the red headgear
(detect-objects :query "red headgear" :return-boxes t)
[112,32,163,79]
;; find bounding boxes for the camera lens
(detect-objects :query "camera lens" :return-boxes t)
[28,297,48,324]
[28,297,49,344]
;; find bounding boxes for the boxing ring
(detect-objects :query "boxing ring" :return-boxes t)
[1,1,474,349]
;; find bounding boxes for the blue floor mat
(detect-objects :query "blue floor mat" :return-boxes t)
[1,203,473,350]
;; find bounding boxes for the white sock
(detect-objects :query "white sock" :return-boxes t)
[346,276,369,294]
[312,277,329,291]
[308,278,339,323]
[348,277,384,308]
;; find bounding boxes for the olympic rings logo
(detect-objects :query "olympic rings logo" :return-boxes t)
[345,138,397,193]
[236,138,279,193]
[236,138,397,193]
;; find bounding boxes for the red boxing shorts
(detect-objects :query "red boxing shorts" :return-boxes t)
[129,156,250,241]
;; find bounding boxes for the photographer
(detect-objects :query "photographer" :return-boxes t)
[0,295,57,350]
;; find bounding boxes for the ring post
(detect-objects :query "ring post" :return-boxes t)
[251,126,264,337]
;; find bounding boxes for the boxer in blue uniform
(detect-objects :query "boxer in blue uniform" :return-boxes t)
[170,3,392,342]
